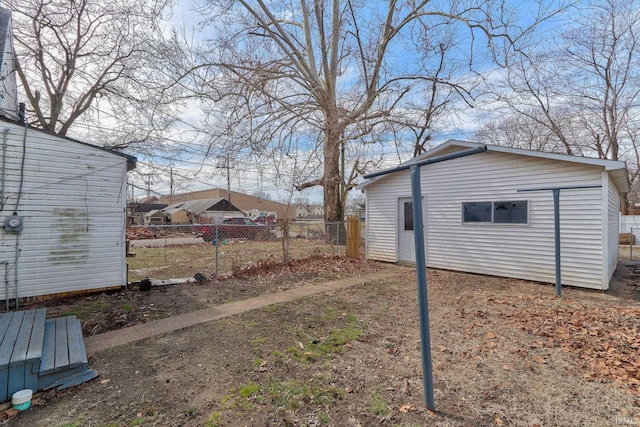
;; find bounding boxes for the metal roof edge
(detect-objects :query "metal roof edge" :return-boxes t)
[360,140,629,190]
[0,116,137,170]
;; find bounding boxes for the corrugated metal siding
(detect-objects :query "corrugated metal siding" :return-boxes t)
[0,123,128,299]
[606,174,620,288]
[365,150,607,289]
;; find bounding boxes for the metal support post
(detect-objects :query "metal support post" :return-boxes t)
[410,165,435,410]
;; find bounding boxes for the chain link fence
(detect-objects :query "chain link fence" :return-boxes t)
[126,221,361,282]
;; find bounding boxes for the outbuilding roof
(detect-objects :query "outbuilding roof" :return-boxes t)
[361,140,630,193]
[161,198,242,216]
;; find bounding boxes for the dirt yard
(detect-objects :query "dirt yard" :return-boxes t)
[9,256,640,427]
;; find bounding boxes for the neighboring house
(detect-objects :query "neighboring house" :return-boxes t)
[0,118,136,301]
[296,205,311,217]
[158,198,243,224]
[244,208,277,221]
[296,204,324,218]
[346,202,366,219]
[129,203,167,225]
[0,9,18,121]
[310,205,324,216]
[160,188,296,220]
[362,140,629,290]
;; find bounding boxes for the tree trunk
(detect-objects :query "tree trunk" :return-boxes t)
[621,192,629,215]
[322,129,343,223]
[322,127,347,245]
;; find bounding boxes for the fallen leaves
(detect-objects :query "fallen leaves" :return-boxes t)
[500,296,640,394]
[399,404,415,413]
[532,355,547,364]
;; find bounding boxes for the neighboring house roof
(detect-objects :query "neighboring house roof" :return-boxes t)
[0,9,11,68]
[161,198,242,216]
[134,204,168,214]
[361,140,630,192]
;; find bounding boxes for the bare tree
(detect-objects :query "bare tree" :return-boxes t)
[476,108,572,153]
[8,0,184,153]
[489,0,640,209]
[188,0,564,222]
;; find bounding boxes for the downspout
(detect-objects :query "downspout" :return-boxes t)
[1,128,8,211]
[14,234,19,309]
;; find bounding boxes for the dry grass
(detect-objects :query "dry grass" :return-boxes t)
[17,265,640,427]
[127,240,342,281]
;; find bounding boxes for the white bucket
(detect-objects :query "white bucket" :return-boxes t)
[11,389,33,411]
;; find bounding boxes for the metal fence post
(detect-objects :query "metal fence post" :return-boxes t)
[215,224,219,278]
[631,226,633,261]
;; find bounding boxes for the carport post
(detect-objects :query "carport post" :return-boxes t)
[363,145,488,412]
[410,165,435,410]
[517,185,602,297]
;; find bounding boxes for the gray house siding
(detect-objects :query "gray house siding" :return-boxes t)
[0,121,131,300]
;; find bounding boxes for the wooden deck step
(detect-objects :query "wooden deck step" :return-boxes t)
[0,308,46,403]
[0,309,97,402]
[38,316,92,390]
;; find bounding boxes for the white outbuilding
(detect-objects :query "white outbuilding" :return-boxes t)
[0,118,136,303]
[362,140,629,290]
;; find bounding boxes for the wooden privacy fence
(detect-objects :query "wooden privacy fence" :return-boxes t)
[346,216,361,258]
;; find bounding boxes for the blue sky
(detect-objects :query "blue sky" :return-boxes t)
[130,0,576,203]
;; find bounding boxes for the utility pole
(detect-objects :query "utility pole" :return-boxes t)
[170,167,174,196]
[145,174,153,200]
[217,155,231,203]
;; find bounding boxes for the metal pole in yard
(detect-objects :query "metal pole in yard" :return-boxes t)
[631,227,633,260]
[517,185,601,298]
[336,222,340,255]
[361,145,489,412]
[164,233,168,263]
[410,165,435,411]
[215,225,219,278]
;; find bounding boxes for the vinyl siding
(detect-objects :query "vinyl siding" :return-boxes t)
[605,173,621,288]
[0,123,128,299]
[366,150,609,289]
[0,12,18,121]
[366,171,412,262]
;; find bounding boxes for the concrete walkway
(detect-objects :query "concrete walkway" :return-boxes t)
[84,265,411,355]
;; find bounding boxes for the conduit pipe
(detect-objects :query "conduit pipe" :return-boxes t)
[1,128,8,211]
[14,234,19,309]
[1,260,7,311]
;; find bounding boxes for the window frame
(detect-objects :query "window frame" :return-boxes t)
[461,200,529,225]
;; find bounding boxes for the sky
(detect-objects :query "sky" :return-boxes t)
[127,0,575,204]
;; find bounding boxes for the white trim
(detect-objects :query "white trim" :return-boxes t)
[361,140,629,192]
[601,171,609,288]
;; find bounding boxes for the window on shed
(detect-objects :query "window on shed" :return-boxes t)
[462,202,492,223]
[403,202,414,231]
[462,201,528,224]
[493,201,528,224]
